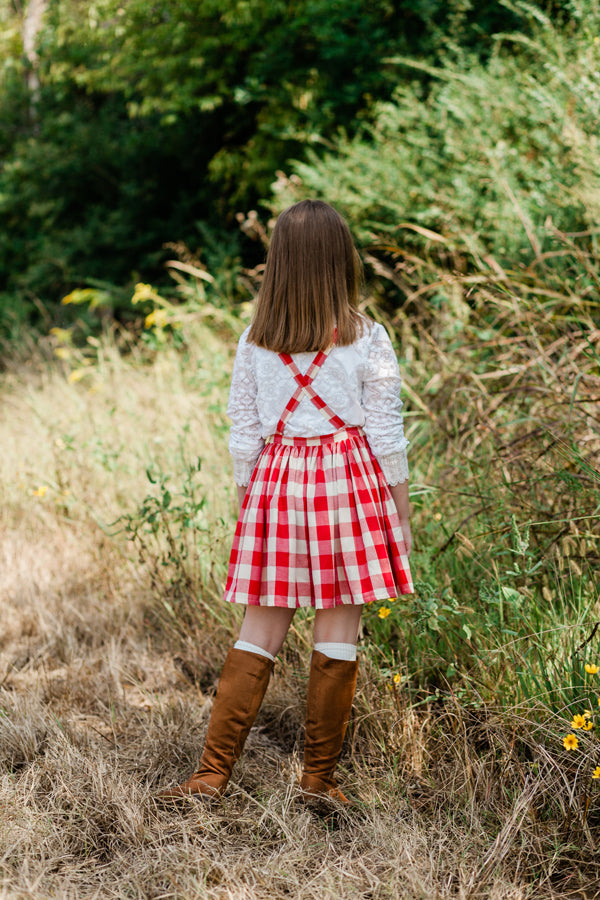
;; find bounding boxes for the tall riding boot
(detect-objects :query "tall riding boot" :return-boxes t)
[299,650,359,803]
[157,648,274,800]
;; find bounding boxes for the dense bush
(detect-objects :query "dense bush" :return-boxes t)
[259,0,600,702]
[274,0,600,280]
[0,0,432,336]
[0,0,564,339]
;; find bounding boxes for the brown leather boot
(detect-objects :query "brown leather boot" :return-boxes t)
[299,650,359,804]
[157,648,274,800]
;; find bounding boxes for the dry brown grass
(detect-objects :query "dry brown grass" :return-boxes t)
[0,321,598,899]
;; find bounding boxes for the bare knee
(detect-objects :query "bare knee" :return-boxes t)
[238,606,296,657]
[313,606,363,645]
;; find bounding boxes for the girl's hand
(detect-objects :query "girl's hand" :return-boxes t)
[237,484,248,510]
[399,519,412,557]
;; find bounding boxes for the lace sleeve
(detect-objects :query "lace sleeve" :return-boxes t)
[376,450,409,485]
[227,330,265,486]
[362,324,409,484]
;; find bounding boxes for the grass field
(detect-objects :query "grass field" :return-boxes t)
[1,299,599,898]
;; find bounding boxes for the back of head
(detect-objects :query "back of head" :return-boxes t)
[247,199,364,353]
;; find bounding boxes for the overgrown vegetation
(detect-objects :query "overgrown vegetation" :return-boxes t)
[0,0,576,339]
[270,0,600,704]
[1,282,599,895]
[1,0,599,896]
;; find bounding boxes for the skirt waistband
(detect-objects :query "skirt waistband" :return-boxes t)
[265,425,364,448]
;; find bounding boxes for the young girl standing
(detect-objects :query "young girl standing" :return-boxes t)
[159,199,413,804]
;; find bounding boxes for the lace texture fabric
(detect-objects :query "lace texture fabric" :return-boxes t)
[227,320,409,485]
[376,450,410,486]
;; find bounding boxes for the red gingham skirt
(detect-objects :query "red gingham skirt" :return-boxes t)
[224,426,413,609]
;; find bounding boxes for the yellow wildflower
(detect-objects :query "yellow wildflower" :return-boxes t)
[53,347,72,360]
[583,721,594,731]
[49,327,72,343]
[434,512,442,521]
[378,608,391,619]
[572,714,588,730]
[145,308,169,329]
[132,282,164,305]
[67,369,87,384]
[393,673,401,684]
[563,734,579,751]
[593,767,600,779]
[131,283,152,304]
[61,288,106,307]
[584,710,593,718]
[585,664,599,675]
[32,485,48,498]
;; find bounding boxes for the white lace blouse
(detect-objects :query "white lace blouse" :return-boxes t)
[227,320,409,486]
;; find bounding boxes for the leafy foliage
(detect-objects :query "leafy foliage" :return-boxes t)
[114,453,231,637]
[261,0,600,703]
[275,0,600,277]
[0,0,561,339]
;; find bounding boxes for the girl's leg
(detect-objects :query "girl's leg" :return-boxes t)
[237,605,297,658]
[301,604,363,803]
[313,605,362,648]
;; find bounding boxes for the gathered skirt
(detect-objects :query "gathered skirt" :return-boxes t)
[224,426,413,609]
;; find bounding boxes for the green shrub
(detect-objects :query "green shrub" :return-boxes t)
[276,0,600,274]
[0,0,563,339]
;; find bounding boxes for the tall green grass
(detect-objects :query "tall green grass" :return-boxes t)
[251,0,600,717]
[18,0,599,737]
[3,269,600,889]
[67,246,599,723]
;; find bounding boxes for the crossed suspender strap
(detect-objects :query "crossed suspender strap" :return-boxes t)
[276,340,346,435]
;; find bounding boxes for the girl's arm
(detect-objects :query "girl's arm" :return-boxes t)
[361,326,409,477]
[361,325,412,554]
[237,484,247,510]
[227,330,264,494]
[388,481,412,557]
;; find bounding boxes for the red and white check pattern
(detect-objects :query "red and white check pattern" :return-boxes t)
[224,426,413,609]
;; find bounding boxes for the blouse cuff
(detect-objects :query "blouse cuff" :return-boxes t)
[232,455,261,487]
[377,448,409,485]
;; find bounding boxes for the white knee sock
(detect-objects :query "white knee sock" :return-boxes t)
[233,640,275,662]
[314,642,357,661]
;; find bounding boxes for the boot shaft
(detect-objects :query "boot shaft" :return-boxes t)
[201,647,274,778]
[302,650,359,786]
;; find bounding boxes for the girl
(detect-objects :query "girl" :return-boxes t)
[158,199,412,804]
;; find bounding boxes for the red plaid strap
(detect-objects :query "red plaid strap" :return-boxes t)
[276,340,346,435]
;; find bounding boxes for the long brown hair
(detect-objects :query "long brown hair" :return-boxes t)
[247,200,364,353]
